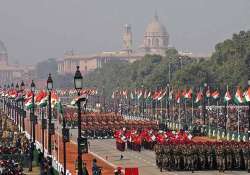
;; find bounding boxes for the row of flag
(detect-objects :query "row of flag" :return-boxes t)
[111,87,250,104]
[0,87,94,111]
[0,89,60,110]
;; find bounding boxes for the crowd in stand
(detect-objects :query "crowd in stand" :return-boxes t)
[0,159,23,175]
[0,113,29,174]
[164,105,249,136]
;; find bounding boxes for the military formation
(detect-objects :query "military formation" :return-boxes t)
[155,141,250,172]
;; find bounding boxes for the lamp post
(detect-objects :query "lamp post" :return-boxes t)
[11,83,14,121]
[7,84,10,116]
[3,85,6,113]
[166,83,170,122]
[62,103,70,175]
[203,83,207,135]
[20,81,25,132]
[29,80,36,172]
[47,73,53,155]
[16,83,20,131]
[74,66,83,175]
[248,79,250,141]
[247,79,250,173]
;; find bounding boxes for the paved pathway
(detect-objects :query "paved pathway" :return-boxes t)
[69,128,250,175]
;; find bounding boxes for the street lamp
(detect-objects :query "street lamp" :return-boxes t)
[7,84,10,116]
[29,80,36,172]
[3,85,6,113]
[47,73,53,155]
[203,83,207,135]
[248,80,250,142]
[247,78,250,173]
[16,83,20,131]
[74,66,83,175]
[20,81,25,132]
[11,83,14,120]
[166,83,170,122]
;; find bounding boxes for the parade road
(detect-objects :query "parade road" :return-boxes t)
[69,129,250,175]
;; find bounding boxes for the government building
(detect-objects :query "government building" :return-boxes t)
[0,40,34,85]
[57,14,170,75]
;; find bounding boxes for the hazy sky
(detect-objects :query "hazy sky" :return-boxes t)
[0,0,250,64]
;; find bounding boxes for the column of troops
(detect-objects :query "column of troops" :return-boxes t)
[63,108,158,139]
[155,141,250,172]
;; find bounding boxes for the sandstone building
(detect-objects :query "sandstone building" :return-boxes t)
[57,14,170,75]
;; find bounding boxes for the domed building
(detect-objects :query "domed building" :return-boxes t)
[0,40,34,85]
[0,40,8,65]
[141,13,169,55]
[57,13,170,75]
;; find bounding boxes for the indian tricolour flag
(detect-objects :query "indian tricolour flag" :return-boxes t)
[35,90,47,108]
[195,91,203,103]
[51,91,59,108]
[25,98,33,110]
[243,87,250,102]
[157,90,166,101]
[175,90,181,104]
[211,90,220,99]
[224,90,232,103]
[184,89,192,99]
[233,88,243,104]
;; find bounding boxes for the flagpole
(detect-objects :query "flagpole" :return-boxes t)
[191,94,193,129]
[225,85,229,138]
[216,100,219,141]
[150,99,152,120]
[160,99,163,122]
[172,94,175,125]
[178,102,181,131]
[184,99,187,125]
[237,105,240,141]
[155,100,157,120]
[208,98,210,137]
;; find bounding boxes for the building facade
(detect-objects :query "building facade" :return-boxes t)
[0,40,34,85]
[57,14,170,75]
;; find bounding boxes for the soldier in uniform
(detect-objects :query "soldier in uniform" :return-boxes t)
[222,145,227,172]
[216,144,222,172]
[159,151,164,172]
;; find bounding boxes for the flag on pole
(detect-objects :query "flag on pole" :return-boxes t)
[130,91,134,99]
[152,90,162,100]
[51,91,59,108]
[145,91,152,102]
[137,89,143,99]
[224,90,232,102]
[168,89,173,101]
[195,91,203,103]
[234,87,243,104]
[24,97,33,110]
[211,90,220,99]
[175,90,181,104]
[56,100,64,115]
[243,87,250,102]
[35,90,47,108]
[184,89,192,99]
[206,87,211,98]
[157,89,166,101]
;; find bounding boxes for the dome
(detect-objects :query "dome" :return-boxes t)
[141,13,169,55]
[144,14,168,37]
[0,40,7,54]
